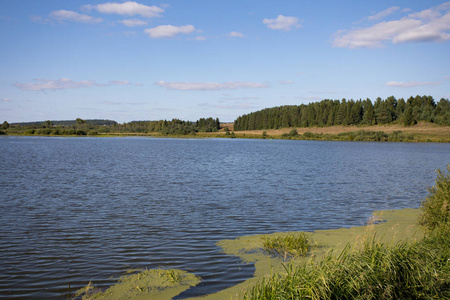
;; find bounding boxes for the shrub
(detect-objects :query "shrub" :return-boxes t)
[289,129,298,136]
[419,165,450,231]
[303,132,313,138]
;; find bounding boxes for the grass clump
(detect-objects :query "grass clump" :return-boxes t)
[262,233,311,259]
[419,164,450,231]
[246,166,450,299]
[247,236,448,300]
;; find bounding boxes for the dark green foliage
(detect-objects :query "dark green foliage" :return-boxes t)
[234,96,449,131]
[10,117,220,136]
[0,130,5,135]
[1,121,9,129]
[75,118,86,125]
[403,105,415,126]
[419,165,450,231]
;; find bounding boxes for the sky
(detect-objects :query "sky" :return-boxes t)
[1,0,450,123]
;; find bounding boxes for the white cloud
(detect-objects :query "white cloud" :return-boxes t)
[279,80,293,84]
[119,19,147,27]
[84,1,163,18]
[109,80,131,85]
[14,78,135,91]
[50,10,103,23]
[334,2,450,48]
[155,81,270,91]
[144,25,195,38]
[263,15,301,31]
[385,81,442,87]
[367,7,400,21]
[229,31,245,38]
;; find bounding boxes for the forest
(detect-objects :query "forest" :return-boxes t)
[2,117,220,136]
[233,95,450,131]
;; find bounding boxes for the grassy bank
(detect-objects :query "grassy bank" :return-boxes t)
[71,166,449,299]
[208,122,450,142]
[190,166,449,299]
[3,122,450,142]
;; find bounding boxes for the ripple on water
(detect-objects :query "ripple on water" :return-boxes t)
[0,137,449,298]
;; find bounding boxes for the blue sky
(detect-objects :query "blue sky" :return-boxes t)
[1,0,450,123]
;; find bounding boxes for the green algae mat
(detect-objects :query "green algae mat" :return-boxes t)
[75,208,424,300]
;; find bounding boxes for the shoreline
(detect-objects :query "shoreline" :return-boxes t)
[79,208,424,299]
[3,122,450,142]
[188,208,424,299]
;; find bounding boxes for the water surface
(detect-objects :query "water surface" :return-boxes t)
[0,137,449,299]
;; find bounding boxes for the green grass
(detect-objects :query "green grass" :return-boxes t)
[419,164,450,231]
[245,166,450,300]
[262,233,312,259]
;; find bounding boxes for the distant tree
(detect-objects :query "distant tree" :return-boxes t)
[76,118,86,125]
[375,102,392,124]
[403,105,415,126]
[362,99,375,125]
[43,120,53,128]
[1,121,9,129]
[396,98,406,119]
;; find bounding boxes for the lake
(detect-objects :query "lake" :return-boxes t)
[0,136,449,299]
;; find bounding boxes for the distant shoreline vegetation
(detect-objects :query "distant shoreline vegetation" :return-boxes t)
[1,95,449,142]
[2,117,220,137]
[234,95,450,130]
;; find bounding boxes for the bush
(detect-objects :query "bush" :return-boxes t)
[419,165,450,231]
[289,129,298,136]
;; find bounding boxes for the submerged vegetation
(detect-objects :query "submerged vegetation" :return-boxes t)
[245,166,450,300]
[72,268,200,300]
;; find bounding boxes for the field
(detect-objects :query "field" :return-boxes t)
[209,122,450,142]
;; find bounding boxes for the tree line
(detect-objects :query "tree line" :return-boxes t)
[234,95,450,131]
[3,117,220,136]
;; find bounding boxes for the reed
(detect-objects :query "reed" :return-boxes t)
[246,166,450,299]
[262,233,311,259]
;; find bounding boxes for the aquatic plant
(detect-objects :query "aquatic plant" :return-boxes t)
[73,268,201,300]
[248,234,449,300]
[262,233,311,259]
[246,167,450,299]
